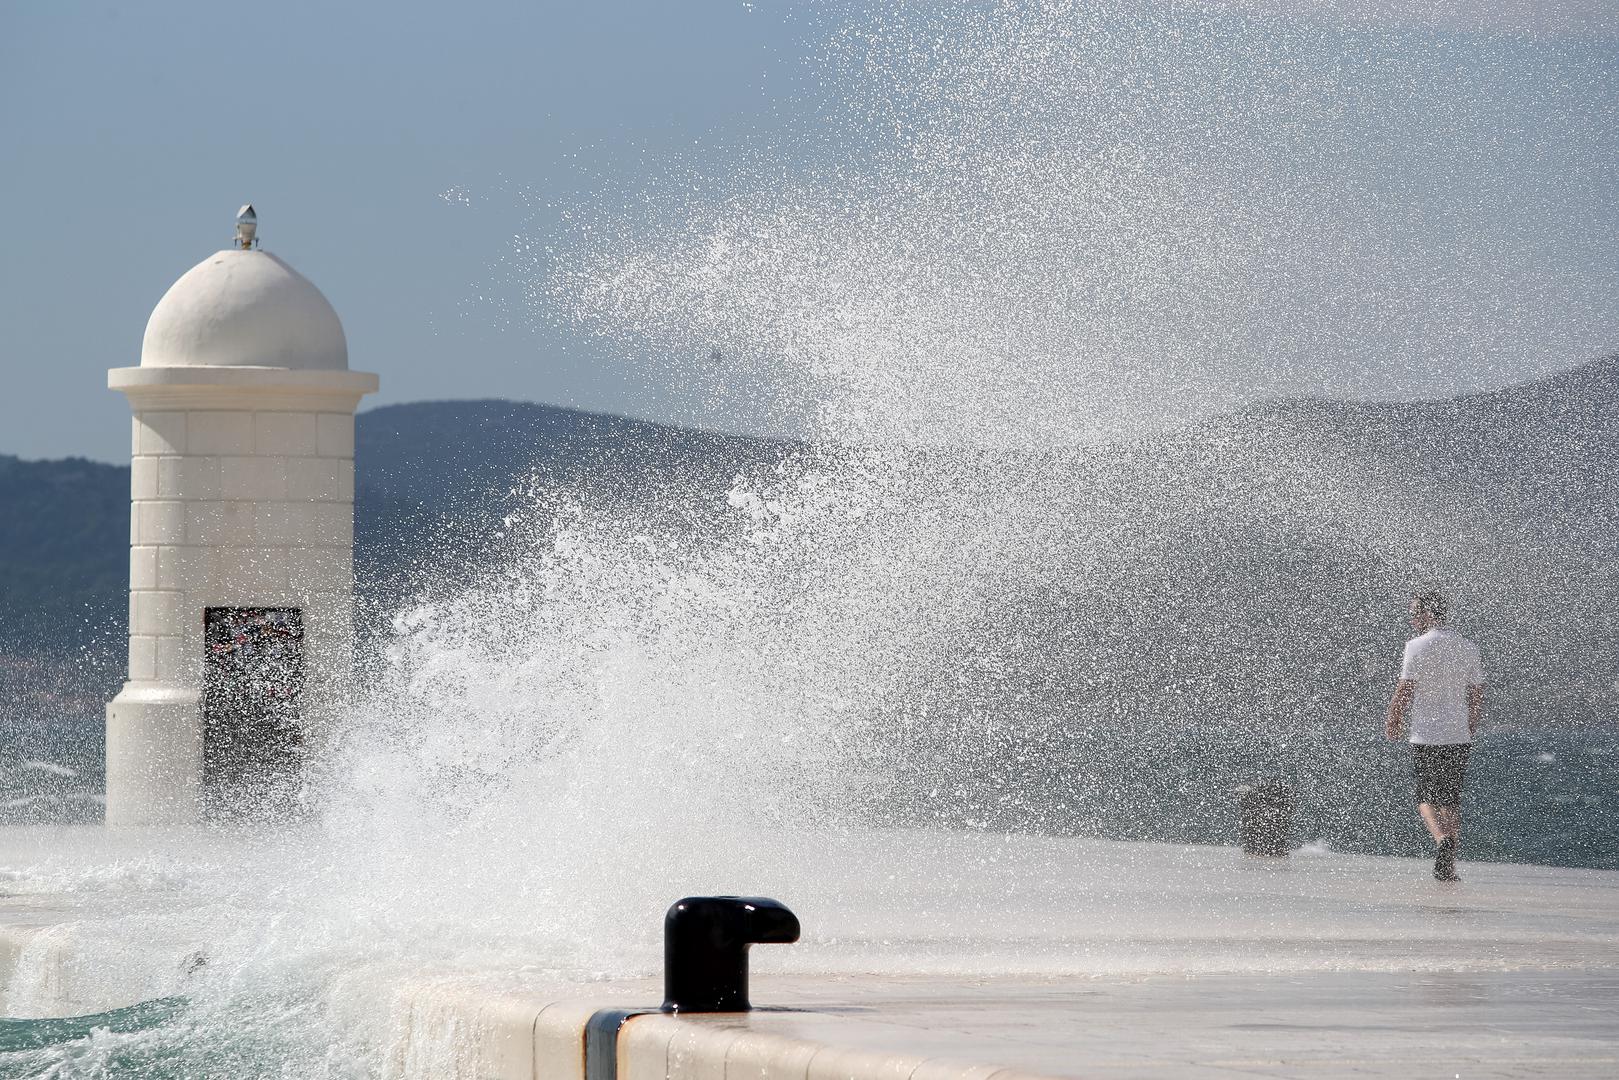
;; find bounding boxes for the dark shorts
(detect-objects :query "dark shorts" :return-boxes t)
[1413,743,1472,809]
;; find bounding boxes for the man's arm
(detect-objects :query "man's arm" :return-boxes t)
[1467,685,1484,738]
[1386,679,1415,741]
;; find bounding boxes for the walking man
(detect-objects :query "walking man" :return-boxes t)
[1385,589,1484,881]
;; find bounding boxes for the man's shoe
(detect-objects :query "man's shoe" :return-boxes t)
[1434,837,1460,881]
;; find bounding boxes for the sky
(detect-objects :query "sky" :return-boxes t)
[2,0,1616,461]
[1,0,828,461]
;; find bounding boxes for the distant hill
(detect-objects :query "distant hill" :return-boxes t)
[0,402,792,656]
[1056,354,1619,717]
[870,358,1618,860]
[1,362,1615,862]
[0,361,1612,683]
[351,399,794,626]
[3,360,1614,682]
[0,455,129,656]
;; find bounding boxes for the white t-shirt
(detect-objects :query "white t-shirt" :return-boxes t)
[1399,628,1484,745]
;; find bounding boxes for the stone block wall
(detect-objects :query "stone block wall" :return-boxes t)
[125,407,357,744]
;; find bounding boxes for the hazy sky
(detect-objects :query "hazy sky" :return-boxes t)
[3,1,1616,461]
[2,1,826,461]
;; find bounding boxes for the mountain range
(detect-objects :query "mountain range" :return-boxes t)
[2,358,1615,863]
[4,358,1614,701]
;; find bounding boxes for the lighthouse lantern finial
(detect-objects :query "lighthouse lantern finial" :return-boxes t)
[235,204,258,249]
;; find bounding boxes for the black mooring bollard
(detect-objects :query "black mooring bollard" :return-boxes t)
[1239,779,1294,857]
[662,896,800,1013]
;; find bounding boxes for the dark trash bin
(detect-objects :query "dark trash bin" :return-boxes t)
[1239,779,1294,857]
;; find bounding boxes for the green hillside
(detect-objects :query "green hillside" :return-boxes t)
[0,456,128,656]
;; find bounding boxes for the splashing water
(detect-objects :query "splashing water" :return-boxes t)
[535,1,1617,446]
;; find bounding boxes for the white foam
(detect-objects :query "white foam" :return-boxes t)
[19,762,77,778]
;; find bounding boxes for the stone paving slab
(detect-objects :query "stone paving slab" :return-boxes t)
[377,969,1619,1080]
[726,970,1619,1079]
[4,827,1618,1077]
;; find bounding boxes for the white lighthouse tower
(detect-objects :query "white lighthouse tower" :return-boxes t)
[105,207,378,825]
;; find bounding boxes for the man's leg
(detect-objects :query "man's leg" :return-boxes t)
[1437,806,1460,841]
[1433,804,1461,880]
[1418,802,1447,844]
[1445,746,1471,853]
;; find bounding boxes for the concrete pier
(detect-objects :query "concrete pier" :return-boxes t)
[3,829,1617,1078]
[390,969,1619,1080]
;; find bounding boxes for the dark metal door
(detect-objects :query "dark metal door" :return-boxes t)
[202,607,305,819]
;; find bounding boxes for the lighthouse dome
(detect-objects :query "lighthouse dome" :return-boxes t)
[140,247,348,370]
